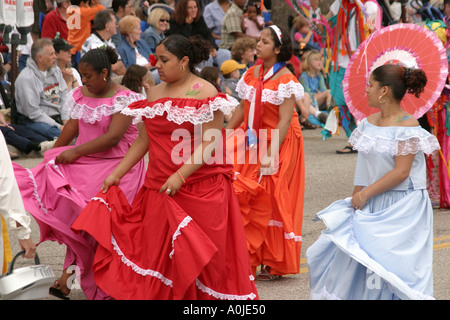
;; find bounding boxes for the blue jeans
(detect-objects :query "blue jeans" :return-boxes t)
[1,124,48,153]
[19,116,61,140]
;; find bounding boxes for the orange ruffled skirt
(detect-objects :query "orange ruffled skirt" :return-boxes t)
[227,116,305,276]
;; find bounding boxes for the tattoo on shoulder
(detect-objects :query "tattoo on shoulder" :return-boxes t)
[396,115,411,122]
[186,83,203,96]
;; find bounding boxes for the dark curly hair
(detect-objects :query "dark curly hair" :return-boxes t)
[79,46,119,80]
[371,64,427,100]
[159,34,211,74]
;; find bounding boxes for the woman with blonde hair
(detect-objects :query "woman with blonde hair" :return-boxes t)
[142,7,171,52]
[117,15,152,69]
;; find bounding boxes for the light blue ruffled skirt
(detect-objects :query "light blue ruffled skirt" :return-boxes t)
[306,189,434,300]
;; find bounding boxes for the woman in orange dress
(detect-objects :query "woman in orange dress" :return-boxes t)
[226,25,305,279]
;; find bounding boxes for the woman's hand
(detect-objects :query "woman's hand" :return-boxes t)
[159,172,183,196]
[352,190,368,210]
[102,174,121,193]
[258,154,278,177]
[55,148,81,164]
[18,238,36,259]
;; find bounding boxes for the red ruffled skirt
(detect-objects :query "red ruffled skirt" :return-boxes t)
[72,174,258,300]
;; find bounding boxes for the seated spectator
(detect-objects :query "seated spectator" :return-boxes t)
[203,0,231,46]
[299,50,330,111]
[111,0,136,47]
[241,1,264,38]
[14,38,69,140]
[142,7,171,53]
[292,15,321,56]
[230,36,256,76]
[220,59,245,101]
[199,66,235,123]
[121,64,154,97]
[41,0,71,40]
[220,0,248,50]
[0,111,55,157]
[166,0,231,68]
[117,15,152,69]
[67,0,105,65]
[53,39,82,92]
[81,9,126,75]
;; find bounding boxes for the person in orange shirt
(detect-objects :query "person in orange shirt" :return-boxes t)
[67,0,105,67]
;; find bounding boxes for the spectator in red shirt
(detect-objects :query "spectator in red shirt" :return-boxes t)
[41,0,72,40]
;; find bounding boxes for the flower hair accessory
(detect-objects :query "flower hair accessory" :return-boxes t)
[149,54,157,67]
[269,25,282,44]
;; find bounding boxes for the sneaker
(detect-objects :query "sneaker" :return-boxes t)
[318,112,328,124]
[39,140,56,155]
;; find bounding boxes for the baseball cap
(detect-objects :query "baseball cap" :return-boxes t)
[220,60,246,75]
[52,38,74,52]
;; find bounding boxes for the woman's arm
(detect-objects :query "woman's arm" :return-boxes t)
[259,95,295,175]
[160,109,225,196]
[53,118,79,148]
[55,112,132,164]
[225,100,245,130]
[352,153,415,209]
[102,122,149,192]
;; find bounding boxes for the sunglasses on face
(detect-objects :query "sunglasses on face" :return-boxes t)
[160,19,169,23]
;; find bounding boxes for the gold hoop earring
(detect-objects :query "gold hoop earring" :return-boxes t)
[378,95,386,104]
[103,77,107,82]
[180,65,185,71]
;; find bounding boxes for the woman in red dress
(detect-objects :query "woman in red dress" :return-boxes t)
[226,26,305,280]
[72,35,258,300]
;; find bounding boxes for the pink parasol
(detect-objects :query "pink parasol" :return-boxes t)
[343,23,448,121]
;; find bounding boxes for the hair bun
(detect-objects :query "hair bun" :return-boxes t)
[405,68,427,98]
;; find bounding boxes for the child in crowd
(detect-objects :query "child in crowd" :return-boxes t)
[121,64,155,97]
[292,14,321,56]
[299,50,330,125]
[200,66,235,123]
[220,59,246,102]
[241,1,265,38]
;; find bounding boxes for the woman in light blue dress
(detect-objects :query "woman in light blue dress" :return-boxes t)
[307,64,440,300]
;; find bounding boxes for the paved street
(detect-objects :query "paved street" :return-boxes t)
[8,128,450,300]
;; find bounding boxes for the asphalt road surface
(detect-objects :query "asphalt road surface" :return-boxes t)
[8,128,450,300]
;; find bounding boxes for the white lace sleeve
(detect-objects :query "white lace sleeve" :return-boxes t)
[70,92,144,124]
[236,80,304,105]
[121,95,239,125]
[349,125,441,156]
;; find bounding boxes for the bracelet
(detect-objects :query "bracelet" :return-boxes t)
[358,190,365,202]
[177,170,186,184]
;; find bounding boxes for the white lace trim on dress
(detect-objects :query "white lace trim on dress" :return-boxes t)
[92,198,257,299]
[236,80,304,105]
[349,127,441,156]
[68,92,144,124]
[268,220,303,242]
[121,95,239,125]
[26,168,47,214]
[169,216,192,259]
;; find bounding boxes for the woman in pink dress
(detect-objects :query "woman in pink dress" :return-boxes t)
[72,35,258,300]
[12,47,146,300]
